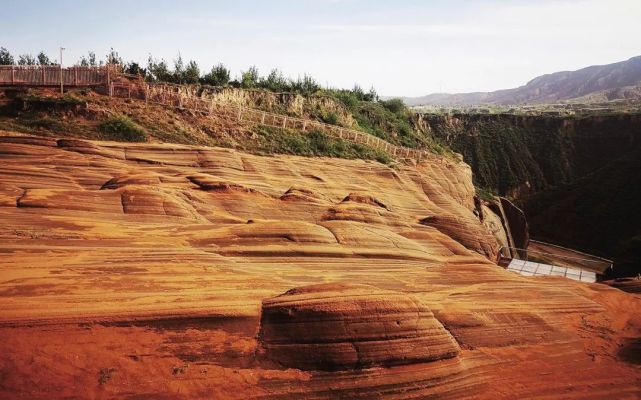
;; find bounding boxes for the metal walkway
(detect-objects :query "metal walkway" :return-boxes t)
[497,246,612,283]
[506,258,597,283]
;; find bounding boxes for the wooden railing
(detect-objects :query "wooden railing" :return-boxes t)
[0,65,111,86]
[142,83,432,161]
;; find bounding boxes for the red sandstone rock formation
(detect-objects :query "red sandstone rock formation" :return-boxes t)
[0,134,639,399]
[259,283,460,370]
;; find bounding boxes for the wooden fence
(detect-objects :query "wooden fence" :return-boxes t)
[143,83,430,161]
[0,65,110,86]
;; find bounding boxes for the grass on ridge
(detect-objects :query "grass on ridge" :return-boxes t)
[253,126,392,164]
[98,115,148,142]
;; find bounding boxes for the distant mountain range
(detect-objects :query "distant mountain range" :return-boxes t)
[403,55,641,106]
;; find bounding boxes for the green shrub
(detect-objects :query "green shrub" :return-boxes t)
[476,187,496,202]
[321,112,339,125]
[22,116,66,131]
[98,115,147,142]
[379,98,406,114]
[201,63,231,86]
[17,93,85,108]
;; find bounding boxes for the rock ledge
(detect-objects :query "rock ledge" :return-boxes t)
[259,283,460,370]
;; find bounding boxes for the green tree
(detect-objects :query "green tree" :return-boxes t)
[289,74,320,95]
[0,47,14,65]
[365,86,379,102]
[88,51,96,66]
[37,51,53,66]
[146,56,172,82]
[241,65,259,88]
[106,47,123,66]
[124,61,146,77]
[173,53,185,83]
[299,74,320,95]
[202,63,230,86]
[352,84,365,100]
[261,68,288,91]
[78,51,96,67]
[379,98,405,114]
[183,60,200,84]
[17,54,37,65]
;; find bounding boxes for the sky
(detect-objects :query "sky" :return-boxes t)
[1,0,640,97]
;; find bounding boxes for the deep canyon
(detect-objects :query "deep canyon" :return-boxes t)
[419,112,641,277]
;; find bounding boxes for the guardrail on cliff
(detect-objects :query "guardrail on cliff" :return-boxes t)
[0,65,112,86]
[141,83,432,161]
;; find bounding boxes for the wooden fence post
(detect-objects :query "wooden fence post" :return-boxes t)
[282,117,287,128]
[74,67,78,86]
[237,108,242,121]
[261,112,266,124]
[11,65,14,85]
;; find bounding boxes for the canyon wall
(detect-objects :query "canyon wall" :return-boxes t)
[417,112,641,275]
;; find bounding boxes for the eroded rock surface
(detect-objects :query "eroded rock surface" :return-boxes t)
[259,283,460,370]
[0,135,640,399]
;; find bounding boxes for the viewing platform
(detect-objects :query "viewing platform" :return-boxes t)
[497,241,613,283]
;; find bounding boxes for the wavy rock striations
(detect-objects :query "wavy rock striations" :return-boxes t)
[0,135,640,399]
[259,283,460,370]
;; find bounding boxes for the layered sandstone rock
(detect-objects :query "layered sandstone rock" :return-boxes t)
[259,283,460,370]
[1,135,640,399]
[420,214,498,258]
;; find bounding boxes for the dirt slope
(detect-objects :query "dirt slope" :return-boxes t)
[0,135,639,399]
